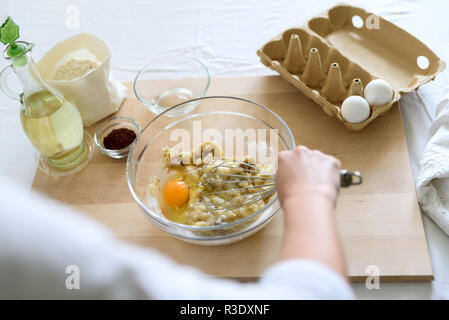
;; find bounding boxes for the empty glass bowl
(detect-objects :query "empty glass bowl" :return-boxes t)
[133,57,210,116]
[126,96,296,245]
[94,116,141,159]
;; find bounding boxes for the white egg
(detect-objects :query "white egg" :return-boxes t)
[364,79,393,106]
[341,96,371,123]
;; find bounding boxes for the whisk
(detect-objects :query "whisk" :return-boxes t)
[201,160,362,211]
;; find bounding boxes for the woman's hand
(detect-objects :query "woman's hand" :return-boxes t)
[276,146,346,276]
[276,145,341,206]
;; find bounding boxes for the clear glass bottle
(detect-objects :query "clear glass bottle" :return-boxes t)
[0,41,93,175]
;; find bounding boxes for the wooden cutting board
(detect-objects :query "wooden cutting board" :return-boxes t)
[32,75,433,282]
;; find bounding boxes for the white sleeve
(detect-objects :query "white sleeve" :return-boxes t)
[259,259,355,299]
[0,179,354,300]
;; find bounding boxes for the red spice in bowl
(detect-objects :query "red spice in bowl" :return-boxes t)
[103,128,137,150]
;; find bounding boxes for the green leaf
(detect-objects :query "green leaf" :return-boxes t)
[0,17,20,46]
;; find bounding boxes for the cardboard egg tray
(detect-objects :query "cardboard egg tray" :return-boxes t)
[257,4,445,131]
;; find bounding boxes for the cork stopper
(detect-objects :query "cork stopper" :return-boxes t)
[283,34,306,73]
[322,62,346,103]
[301,48,325,88]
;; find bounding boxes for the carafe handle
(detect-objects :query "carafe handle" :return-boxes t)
[0,65,21,101]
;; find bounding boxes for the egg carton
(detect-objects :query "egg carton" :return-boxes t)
[257,4,445,131]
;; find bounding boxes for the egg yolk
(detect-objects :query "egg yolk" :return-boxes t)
[163,180,189,207]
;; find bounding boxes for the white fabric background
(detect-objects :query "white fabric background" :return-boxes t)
[1,0,449,299]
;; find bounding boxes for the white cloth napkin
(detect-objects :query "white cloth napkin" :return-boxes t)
[417,88,449,235]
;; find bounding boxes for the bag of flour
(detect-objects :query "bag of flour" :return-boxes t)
[37,33,128,126]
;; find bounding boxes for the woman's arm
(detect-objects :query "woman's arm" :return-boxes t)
[276,146,346,276]
[0,146,353,300]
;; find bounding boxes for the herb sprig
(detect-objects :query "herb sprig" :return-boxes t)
[0,17,19,49]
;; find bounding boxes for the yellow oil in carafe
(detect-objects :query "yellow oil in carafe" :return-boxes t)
[20,89,84,166]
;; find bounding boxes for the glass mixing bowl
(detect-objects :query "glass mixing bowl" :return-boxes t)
[126,96,295,245]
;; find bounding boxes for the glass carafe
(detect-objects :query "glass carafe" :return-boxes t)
[0,41,93,175]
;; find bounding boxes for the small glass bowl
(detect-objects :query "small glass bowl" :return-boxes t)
[94,116,141,159]
[133,56,210,117]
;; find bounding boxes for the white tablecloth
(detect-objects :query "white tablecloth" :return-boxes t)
[1,0,449,299]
